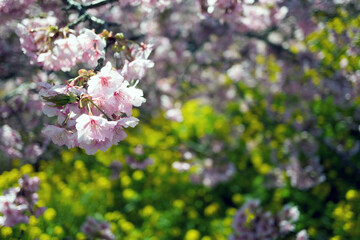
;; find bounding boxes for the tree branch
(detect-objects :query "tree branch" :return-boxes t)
[83,0,120,10]
[63,0,120,29]
[244,30,297,60]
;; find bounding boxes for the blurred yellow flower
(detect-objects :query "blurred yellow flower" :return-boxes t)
[346,190,357,200]
[54,226,64,236]
[20,164,34,174]
[132,170,145,181]
[1,226,13,237]
[44,208,57,221]
[76,232,86,240]
[29,226,41,239]
[39,233,51,240]
[185,229,201,240]
[119,221,135,232]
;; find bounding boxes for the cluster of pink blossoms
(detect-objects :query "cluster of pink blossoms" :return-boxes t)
[41,60,148,154]
[200,0,288,32]
[15,8,155,155]
[0,124,23,159]
[0,0,34,23]
[81,217,115,240]
[0,79,50,163]
[118,0,180,12]
[191,158,236,188]
[230,199,308,240]
[0,175,45,227]
[17,15,106,71]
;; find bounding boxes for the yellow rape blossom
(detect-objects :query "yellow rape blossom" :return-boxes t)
[43,208,57,221]
[185,229,201,240]
[54,226,64,236]
[1,226,13,238]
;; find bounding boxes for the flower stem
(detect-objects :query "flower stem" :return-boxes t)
[88,99,112,121]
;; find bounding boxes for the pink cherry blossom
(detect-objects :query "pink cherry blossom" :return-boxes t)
[77,29,106,68]
[80,138,114,155]
[0,175,44,227]
[76,114,116,144]
[296,230,309,240]
[24,144,44,163]
[0,189,29,227]
[106,81,146,116]
[42,125,77,149]
[16,15,58,64]
[122,59,155,80]
[88,62,123,98]
[0,0,35,23]
[117,117,139,128]
[37,51,59,71]
[81,217,115,240]
[0,124,23,158]
[52,34,80,71]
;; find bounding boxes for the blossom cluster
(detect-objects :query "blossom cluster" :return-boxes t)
[0,175,45,227]
[0,124,45,163]
[230,199,308,240]
[191,158,236,188]
[81,217,115,240]
[118,0,180,12]
[0,78,49,163]
[40,59,148,154]
[0,125,23,159]
[265,155,326,191]
[266,136,326,190]
[0,0,34,24]
[286,156,325,190]
[17,15,106,71]
[126,156,154,170]
[7,2,156,156]
[200,0,288,32]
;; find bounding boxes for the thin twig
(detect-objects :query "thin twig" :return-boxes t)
[67,13,87,28]
[88,99,112,121]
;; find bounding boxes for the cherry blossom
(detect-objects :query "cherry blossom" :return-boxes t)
[0,175,44,227]
[81,217,115,240]
[39,60,146,154]
[87,62,123,98]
